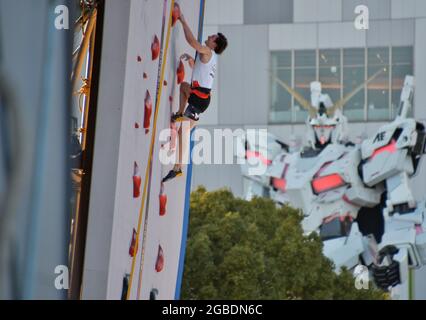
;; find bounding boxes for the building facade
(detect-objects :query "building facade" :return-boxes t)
[192,0,426,298]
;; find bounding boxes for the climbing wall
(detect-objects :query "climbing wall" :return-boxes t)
[82,0,204,300]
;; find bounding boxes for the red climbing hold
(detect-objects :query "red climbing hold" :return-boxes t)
[129,228,138,257]
[155,245,164,272]
[159,184,167,216]
[163,80,168,86]
[143,72,148,79]
[172,3,181,27]
[177,60,185,84]
[133,162,141,198]
[151,35,160,61]
[135,122,140,129]
[169,95,173,103]
[159,194,167,216]
[137,55,142,62]
[144,90,152,134]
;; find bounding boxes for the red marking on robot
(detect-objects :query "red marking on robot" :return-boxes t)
[312,174,345,194]
[151,35,160,60]
[159,184,167,217]
[271,164,289,192]
[370,139,397,160]
[172,3,181,27]
[313,125,335,129]
[133,162,141,198]
[323,213,353,225]
[272,178,286,192]
[155,245,164,272]
[129,228,138,257]
[144,90,152,134]
[342,194,357,206]
[177,60,185,84]
[340,214,353,222]
[246,150,272,165]
[323,213,340,224]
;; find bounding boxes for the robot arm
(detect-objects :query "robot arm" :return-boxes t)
[364,149,426,298]
[371,200,426,299]
[359,76,426,297]
[236,131,289,200]
[361,76,425,213]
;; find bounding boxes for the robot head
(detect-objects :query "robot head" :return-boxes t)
[307,81,347,148]
[309,104,339,146]
[306,82,348,148]
[307,106,348,148]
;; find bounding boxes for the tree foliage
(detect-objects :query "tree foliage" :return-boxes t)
[181,187,386,300]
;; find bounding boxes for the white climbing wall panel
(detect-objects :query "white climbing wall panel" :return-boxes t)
[82,0,203,300]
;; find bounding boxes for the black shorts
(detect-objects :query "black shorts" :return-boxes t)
[187,88,211,114]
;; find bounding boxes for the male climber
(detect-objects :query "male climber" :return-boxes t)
[162,11,227,183]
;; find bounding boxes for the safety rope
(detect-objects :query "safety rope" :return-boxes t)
[126,0,175,300]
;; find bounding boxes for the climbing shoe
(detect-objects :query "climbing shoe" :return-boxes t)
[183,107,200,121]
[171,112,184,122]
[162,168,183,183]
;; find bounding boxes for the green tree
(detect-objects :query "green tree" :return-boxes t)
[181,187,386,300]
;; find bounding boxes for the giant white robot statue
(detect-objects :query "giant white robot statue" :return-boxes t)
[237,73,426,299]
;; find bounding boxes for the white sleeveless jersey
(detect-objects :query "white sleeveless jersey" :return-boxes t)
[192,51,217,89]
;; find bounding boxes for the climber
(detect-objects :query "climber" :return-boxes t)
[162,11,228,183]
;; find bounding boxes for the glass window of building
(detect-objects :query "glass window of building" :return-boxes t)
[319,49,341,105]
[343,48,365,121]
[392,47,413,118]
[270,51,292,123]
[294,50,316,122]
[269,46,413,124]
[367,47,390,121]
